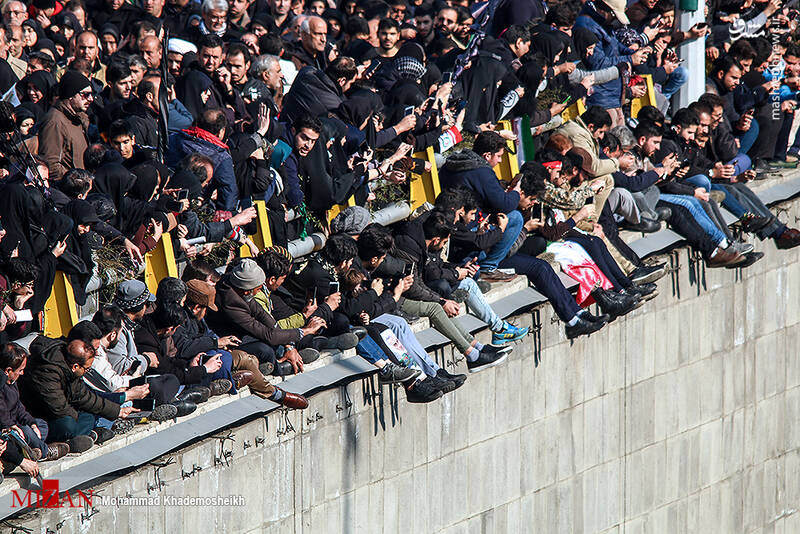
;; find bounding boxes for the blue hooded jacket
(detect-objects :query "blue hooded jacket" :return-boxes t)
[574,6,635,109]
[166,127,239,211]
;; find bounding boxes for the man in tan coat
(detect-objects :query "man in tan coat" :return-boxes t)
[556,106,637,273]
[556,106,619,219]
[38,71,93,181]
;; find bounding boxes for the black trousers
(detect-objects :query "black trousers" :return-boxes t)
[567,234,632,289]
[657,200,717,257]
[146,374,180,405]
[598,203,644,268]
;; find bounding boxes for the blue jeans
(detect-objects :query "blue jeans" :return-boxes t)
[203,349,236,393]
[728,154,751,174]
[685,174,749,218]
[356,334,387,365]
[94,393,129,429]
[47,412,96,442]
[479,210,523,271]
[725,183,786,240]
[661,66,688,99]
[20,418,48,453]
[458,276,503,331]
[373,314,440,377]
[659,194,727,245]
[735,118,759,155]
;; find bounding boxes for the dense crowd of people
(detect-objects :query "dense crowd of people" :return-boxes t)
[0,0,798,479]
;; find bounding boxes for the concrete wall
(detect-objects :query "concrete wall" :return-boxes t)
[10,214,800,534]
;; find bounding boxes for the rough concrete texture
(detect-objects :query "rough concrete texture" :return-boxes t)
[8,202,800,534]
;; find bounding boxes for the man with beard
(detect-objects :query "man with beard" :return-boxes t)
[176,34,249,125]
[39,71,94,180]
[226,43,270,110]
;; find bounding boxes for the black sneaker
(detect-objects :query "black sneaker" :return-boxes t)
[150,403,178,422]
[314,333,359,351]
[405,378,444,403]
[93,427,116,445]
[378,362,421,384]
[299,348,320,364]
[467,348,509,373]
[476,280,492,294]
[479,344,513,359]
[66,435,94,454]
[565,317,606,339]
[427,374,456,393]
[111,418,136,434]
[436,368,467,389]
[629,264,666,284]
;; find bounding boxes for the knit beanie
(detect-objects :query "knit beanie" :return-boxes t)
[59,70,92,100]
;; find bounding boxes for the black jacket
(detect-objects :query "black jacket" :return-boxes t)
[652,136,705,196]
[283,257,337,311]
[339,262,400,322]
[172,310,219,361]
[134,315,208,385]
[19,336,121,421]
[280,67,344,126]
[0,377,36,429]
[393,214,459,297]
[448,220,503,264]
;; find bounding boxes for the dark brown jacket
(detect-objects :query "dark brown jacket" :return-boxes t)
[205,278,301,347]
[19,335,121,421]
[38,100,89,181]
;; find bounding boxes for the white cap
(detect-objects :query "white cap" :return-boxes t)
[168,38,198,55]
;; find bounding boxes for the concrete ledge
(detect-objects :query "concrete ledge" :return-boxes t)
[4,172,800,530]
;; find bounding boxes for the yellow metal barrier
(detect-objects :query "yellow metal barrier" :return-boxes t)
[409,146,441,209]
[43,271,79,338]
[493,120,519,182]
[326,195,357,224]
[240,200,273,257]
[561,98,586,123]
[630,74,657,119]
[144,231,178,293]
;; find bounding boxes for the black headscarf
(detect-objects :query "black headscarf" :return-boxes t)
[93,163,136,209]
[336,96,377,129]
[0,183,45,259]
[62,200,100,303]
[129,164,160,201]
[176,68,213,120]
[0,59,18,94]
[531,31,566,67]
[572,28,600,63]
[93,163,151,237]
[16,70,56,116]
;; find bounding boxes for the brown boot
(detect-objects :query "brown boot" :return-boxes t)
[478,269,517,282]
[706,247,744,268]
[274,388,308,409]
[232,370,254,389]
[776,228,800,249]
